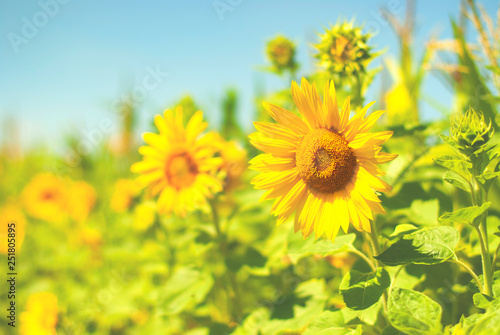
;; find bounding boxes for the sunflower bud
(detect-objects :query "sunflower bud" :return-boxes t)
[266,35,297,73]
[450,108,493,154]
[315,21,374,76]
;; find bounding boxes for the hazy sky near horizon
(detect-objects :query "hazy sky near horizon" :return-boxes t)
[1,0,497,148]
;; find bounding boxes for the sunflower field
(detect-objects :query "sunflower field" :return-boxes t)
[3,1,500,334]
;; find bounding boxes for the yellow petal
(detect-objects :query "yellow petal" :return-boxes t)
[358,166,392,192]
[263,102,310,135]
[291,78,323,128]
[343,102,376,141]
[253,122,301,143]
[333,191,350,234]
[249,154,296,172]
[323,80,340,130]
[158,186,176,214]
[143,133,167,152]
[249,133,296,157]
[338,97,351,132]
[130,160,163,173]
[251,169,299,190]
[185,111,207,144]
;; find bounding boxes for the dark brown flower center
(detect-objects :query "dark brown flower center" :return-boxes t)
[296,128,357,193]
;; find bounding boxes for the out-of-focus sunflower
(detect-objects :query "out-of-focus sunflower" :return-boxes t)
[66,180,96,222]
[131,108,223,216]
[315,22,373,76]
[22,173,67,223]
[78,227,102,250]
[249,78,397,241]
[110,179,141,213]
[266,35,298,73]
[0,202,26,254]
[214,134,247,191]
[133,201,157,231]
[20,292,58,335]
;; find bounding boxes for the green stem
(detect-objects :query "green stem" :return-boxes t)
[367,220,389,318]
[478,182,493,296]
[468,178,476,205]
[354,72,364,108]
[209,198,222,236]
[474,224,493,296]
[492,242,500,274]
[347,248,377,272]
[389,265,405,296]
[161,220,176,278]
[470,172,493,296]
[368,221,382,263]
[451,259,483,293]
[208,197,243,320]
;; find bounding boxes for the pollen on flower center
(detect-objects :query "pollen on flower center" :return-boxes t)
[165,152,198,189]
[296,128,357,193]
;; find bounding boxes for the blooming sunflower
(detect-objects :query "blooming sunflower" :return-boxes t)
[131,108,223,216]
[20,292,58,335]
[249,78,397,241]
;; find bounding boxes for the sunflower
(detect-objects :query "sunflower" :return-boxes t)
[266,35,298,73]
[249,78,397,241]
[66,180,96,222]
[110,179,141,213]
[20,292,58,335]
[22,173,67,223]
[131,108,223,216]
[213,133,247,191]
[315,21,374,76]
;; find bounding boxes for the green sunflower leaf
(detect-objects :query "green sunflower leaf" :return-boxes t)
[434,155,472,179]
[473,293,494,309]
[469,270,500,298]
[388,288,443,335]
[476,171,500,192]
[287,232,356,263]
[339,267,391,310]
[303,310,362,335]
[158,267,214,315]
[443,170,470,192]
[439,203,490,227]
[464,298,500,334]
[375,226,459,266]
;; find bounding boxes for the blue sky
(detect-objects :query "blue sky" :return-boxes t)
[1,0,497,148]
